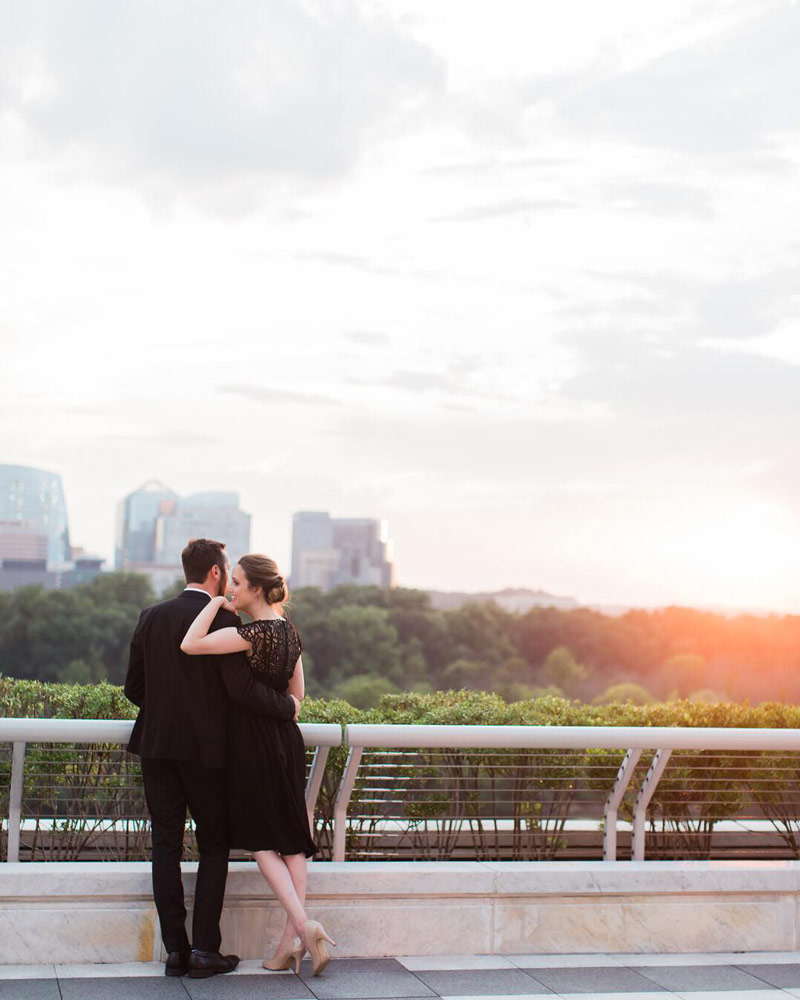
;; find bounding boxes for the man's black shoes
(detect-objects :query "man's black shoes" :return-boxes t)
[164,950,190,977]
[186,950,241,979]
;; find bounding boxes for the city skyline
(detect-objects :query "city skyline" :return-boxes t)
[0,456,793,613]
[2,2,800,612]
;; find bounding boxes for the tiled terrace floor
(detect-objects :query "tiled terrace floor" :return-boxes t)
[4,954,800,1000]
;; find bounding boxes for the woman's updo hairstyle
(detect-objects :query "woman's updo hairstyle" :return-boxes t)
[237,554,288,607]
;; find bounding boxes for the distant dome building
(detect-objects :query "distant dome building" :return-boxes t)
[0,464,71,569]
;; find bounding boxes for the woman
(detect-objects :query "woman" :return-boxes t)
[181,554,335,976]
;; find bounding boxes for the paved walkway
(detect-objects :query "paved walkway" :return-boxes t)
[3,953,800,999]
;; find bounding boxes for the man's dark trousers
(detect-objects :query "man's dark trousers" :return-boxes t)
[141,758,229,954]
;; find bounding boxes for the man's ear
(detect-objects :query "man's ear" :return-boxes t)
[210,565,221,579]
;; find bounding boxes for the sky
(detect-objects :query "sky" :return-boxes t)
[2,0,800,611]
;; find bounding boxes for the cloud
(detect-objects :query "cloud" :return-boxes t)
[324,391,765,495]
[690,272,800,341]
[433,197,575,223]
[560,267,800,342]
[124,430,220,447]
[217,383,339,406]
[385,370,459,392]
[382,362,493,399]
[600,181,716,219]
[421,155,572,177]
[556,4,800,153]
[342,330,391,346]
[295,250,439,279]
[558,334,800,417]
[0,0,444,192]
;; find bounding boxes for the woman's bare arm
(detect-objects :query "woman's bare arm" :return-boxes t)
[288,654,305,701]
[181,595,252,655]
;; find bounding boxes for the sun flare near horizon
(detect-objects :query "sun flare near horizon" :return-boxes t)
[656,500,800,611]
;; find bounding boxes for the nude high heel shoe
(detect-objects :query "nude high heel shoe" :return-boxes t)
[262,937,305,974]
[303,920,336,976]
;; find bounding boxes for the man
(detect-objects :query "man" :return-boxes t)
[124,538,299,979]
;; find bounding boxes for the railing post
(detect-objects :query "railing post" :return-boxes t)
[7,741,26,862]
[332,746,362,862]
[304,745,330,835]
[631,748,672,861]
[603,748,641,861]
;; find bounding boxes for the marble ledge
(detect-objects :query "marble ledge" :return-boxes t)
[3,860,800,901]
[3,862,800,961]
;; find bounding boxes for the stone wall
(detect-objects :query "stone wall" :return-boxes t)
[1,860,798,963]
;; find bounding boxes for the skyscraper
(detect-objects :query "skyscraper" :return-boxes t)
[0,464,71,568]
[155,492,251,567]
[115,480,178,569]
[290,511,394,591]
[116,481,251,593]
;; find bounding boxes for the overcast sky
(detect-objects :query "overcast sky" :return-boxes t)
[2,0,800,610]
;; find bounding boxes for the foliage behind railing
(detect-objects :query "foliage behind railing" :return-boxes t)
[4,678,800,861]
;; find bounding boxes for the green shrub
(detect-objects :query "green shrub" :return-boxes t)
[4,679,800,861]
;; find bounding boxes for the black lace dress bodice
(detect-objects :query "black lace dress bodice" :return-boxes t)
[226,618,317,857]
[236,619,302,692]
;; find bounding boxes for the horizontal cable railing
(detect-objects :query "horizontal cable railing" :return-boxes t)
[332,724,800,862]
[0,719,342,863]
[5,720,800,863]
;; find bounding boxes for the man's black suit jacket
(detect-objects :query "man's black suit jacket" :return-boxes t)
[124,589,294,770]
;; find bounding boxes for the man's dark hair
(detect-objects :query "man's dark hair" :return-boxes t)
[181,538,227,584]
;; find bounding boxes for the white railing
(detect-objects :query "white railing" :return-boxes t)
[5,720,800,864]
[332,724,800,861]
[0,718,342,863]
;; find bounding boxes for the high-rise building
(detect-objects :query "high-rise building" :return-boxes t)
[0,465,103,592]
[0,520,49,563]
[61,551,105,589]
[115,480,178,569]
[290,511,394,591]
[0,464,71,569]
[116,481,251,593]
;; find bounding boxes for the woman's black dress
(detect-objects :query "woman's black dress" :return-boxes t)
[227,618,318,858]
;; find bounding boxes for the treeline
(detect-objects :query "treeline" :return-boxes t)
[289,585,800,706]
[1,575,800,707]
[0,574,158,686]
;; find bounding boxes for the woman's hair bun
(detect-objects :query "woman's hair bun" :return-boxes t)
[238,555,289,607]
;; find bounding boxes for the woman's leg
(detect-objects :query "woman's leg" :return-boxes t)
[253,850,308,949]
[273,854,308,952]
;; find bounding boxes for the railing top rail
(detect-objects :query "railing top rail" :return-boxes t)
[0,718,342,747]
[344,723,800,751]
[6,718,800,751]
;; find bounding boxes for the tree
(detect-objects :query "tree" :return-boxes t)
[593,682,656,705]
[60,659,95,685]
[660,653,708,699]
[688,688,728,703]
[444,602,516,665]
[160,577,188,600]
[331,673,400,709]
[388,609,451,677]
[442,658,489,690]
[294,604,401,687]
[536,646,588,698]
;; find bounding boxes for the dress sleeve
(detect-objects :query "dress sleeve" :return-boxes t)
[236,621,260,644]
[293,625,302,655]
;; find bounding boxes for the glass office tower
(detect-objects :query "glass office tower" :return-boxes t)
[0,464,71,568]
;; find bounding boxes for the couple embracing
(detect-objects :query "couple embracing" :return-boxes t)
[124,537,334,980]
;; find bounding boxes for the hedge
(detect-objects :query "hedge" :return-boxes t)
[3,679,800,861]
